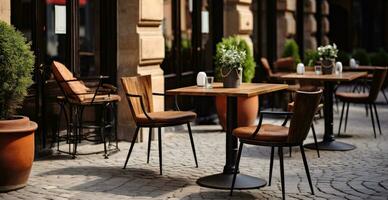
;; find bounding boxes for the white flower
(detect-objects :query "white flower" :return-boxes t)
[317,43,338,60]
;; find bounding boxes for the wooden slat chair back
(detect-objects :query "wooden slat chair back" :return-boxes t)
[51,61,90,102]
[261,57,273,78]
[287,90,322,144]
[121,75,154,123]
[368,67,388,102]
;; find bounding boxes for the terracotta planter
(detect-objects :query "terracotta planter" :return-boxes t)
[215,96,259,130]
[0,116,37,192]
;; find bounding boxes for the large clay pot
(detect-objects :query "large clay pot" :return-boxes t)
[215,96,259,130]
[0,116,37,192]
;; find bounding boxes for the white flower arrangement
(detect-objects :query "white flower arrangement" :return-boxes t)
[217,45,246,69]
[317,43,338,60]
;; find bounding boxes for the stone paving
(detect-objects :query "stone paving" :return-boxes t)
[1,94,388,200]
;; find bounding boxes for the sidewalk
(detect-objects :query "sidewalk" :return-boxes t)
[1,98,388,200]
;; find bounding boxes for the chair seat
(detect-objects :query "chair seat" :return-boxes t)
[70,94,121,105]
[136,111,196,125]
[335,92,369,103]
[233,124,289,142]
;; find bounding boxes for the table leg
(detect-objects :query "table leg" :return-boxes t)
[305,82,356,151]
[196,96,267,189]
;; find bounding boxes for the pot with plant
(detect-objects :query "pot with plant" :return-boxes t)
[0,21,37,192]
[215,37,246,88]
[317,43,338,75]
[214,36,257,130]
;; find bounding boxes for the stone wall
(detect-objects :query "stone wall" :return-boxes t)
[277,0,296,57]
[117,0,165,141]
[304,0,317,50]
[321,0,330,45]
[0,0,10,24]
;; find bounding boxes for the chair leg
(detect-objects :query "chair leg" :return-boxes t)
[382,89,388,104]
[344,102,350,133]
[123,126,140,169]
[369,104,377,138]
[278,147,285,200]
[147,127,152,164]
[373,104,382,135]
[311,124,320,158]
[100,105,108,159]
[289,146,292,157]
[268,146,274,186]
[158,127,163,175]
[187,123,198,168]
[365,104,369,117]
[338,102,345,136]
[300,145,314,195]
[230,142,244,196]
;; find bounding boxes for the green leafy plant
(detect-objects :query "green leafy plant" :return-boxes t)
[303,50,319,66]
[214,36,256,83]
[352,48,370,65]
[0,21,34,119]
[337,50,350,66]
[282,39,301,64]
[369,48,388,66]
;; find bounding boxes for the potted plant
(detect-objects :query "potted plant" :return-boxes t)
[0,21,37,192]
[317,43,338,74]
[214,36,257,130]
[215,36,246,88]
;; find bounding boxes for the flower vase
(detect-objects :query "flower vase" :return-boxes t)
[321,59,334,75]
[221,67,242,88]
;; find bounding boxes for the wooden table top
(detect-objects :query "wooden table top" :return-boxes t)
[343,66,387,72]
[280,71,367,82]
[166,83,288,97]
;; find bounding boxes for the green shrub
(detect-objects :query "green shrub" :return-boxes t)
[303,50,319,66]
[369,48,388,66]
[352,48,370,65]
[214,36,256,83]
[0,21,34,119]
[282,39,301,64]
[337,50,350,66]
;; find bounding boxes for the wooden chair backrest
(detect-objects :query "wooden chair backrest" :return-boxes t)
[51,61,89,102]
[368,67,388,102]
[121,75,154,121]
[273,57,296,72]
[260,57,273,78]
[287,89,322,144]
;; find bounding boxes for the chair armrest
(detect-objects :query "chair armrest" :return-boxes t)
[249,110,293,138]
[152,93,181,111]
[125,93,154,121]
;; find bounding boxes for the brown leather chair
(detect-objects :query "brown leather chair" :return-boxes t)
[52,61,121,158]
[121,75,198,175]
[230,90,323,199]
[336,67,387,138]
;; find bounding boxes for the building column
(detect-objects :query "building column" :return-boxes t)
[117,0,165,141]
[277,0,297,57]
[321,0,330,45]
[0,0,10,24]
[304,0,317,50]
[224,0,254,49]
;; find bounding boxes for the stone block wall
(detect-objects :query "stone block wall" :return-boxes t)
[304,0,317,50]
[117,0,165,141]
[277,0,296,57]
[0,0,10,24]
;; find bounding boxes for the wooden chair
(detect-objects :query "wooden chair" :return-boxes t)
[121,75,198,175]
[336,67,387,138]
[52,61,121,158]
[230,90,323,199]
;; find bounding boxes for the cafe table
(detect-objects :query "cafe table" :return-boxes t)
[280,71,367,151]
[167,82,288,190]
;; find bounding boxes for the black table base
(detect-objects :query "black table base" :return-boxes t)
[304,141,355,151]
[197,173,267,190]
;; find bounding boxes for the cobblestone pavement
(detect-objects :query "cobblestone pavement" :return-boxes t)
[1,95,388,200]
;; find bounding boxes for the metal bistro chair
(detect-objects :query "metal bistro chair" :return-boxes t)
[230,89,322,200]
[336,67,387,138]
[121,75,198,175]
[52,61,121,158]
